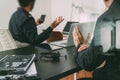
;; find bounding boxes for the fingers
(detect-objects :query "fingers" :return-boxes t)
[73,27,88,51]
[84,33,90,43]
[75,27,83,41]
[78,44,88,52]
[36,18,41,25]
[58,16,64,23]
[51,16,64,29]
[73,26,85,47]
[58,16,62,22]
[54,16,64,23]
[73,27,81,46]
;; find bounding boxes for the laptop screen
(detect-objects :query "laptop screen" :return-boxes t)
[63,21,79,33]
[116,21,120,49]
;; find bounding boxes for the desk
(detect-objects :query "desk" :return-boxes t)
[0,46,82,80]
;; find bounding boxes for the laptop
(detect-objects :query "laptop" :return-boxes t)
[62,21,79,34]
[50,22,96,47]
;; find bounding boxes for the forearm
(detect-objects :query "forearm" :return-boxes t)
[36,26,53,43]
[23,17,53,45]
[24,25,53,45]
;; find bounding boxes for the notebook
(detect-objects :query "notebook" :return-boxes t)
[0,54,35,74]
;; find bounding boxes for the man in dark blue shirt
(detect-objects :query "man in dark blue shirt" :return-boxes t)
[9,0,64,49]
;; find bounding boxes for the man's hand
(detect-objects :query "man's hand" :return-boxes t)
[50,16,64,29]
[73,26,90,47]
[36,18,41,25]
[78,44,88,52]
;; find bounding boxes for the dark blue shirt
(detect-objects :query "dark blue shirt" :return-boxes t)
[9,8,53,46]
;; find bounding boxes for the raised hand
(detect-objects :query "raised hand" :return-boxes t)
[73,26,90,47]
[50,16,64,29]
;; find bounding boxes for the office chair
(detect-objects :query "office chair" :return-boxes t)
[15,40,30,48]
[0,29,17,51]
[0,42,3,51]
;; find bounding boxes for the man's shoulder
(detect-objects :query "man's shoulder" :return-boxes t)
[18,10,27,19]
[11,8,30,22]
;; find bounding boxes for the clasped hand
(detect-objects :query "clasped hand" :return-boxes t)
[73,27,90,52]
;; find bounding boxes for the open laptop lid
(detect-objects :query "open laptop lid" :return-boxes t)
[67,22,96,47]
[63,21,79,34]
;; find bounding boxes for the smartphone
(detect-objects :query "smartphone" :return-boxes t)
[40,15,46,24]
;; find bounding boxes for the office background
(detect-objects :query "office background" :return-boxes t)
[0,0,105,32]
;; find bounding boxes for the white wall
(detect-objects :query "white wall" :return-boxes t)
[51,0,72,31]
[32,0,52,34]
[0,0,52,29]
[51,0,105,31]
[0,0,18,29]
[75,0,105,13]
[32,0,52,26]
[0,0,105,31]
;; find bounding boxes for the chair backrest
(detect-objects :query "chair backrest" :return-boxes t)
[0,29,17,51]
[15,40,30,48]
[0,42,3,51]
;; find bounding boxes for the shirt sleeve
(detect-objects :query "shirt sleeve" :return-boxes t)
[74,40,105,71]
[22,17,53,45]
